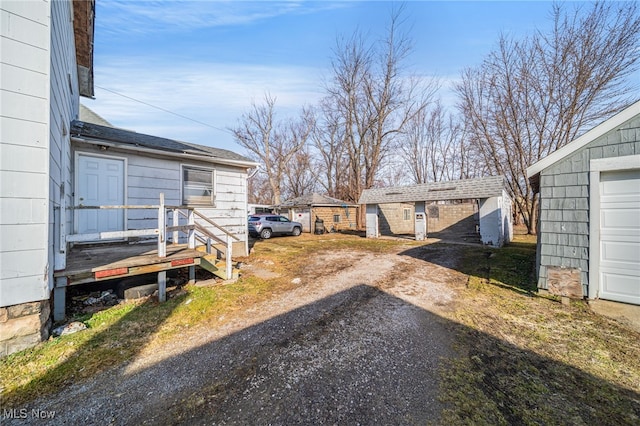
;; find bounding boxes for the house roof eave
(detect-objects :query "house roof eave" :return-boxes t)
[70,120,258,168]
[281,203,359,208]
[72,136,259,169]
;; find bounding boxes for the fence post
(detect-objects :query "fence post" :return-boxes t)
[158,193,166,258]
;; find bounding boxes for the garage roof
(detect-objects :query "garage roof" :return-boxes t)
[358,176,506,205]
[279,193,358,207]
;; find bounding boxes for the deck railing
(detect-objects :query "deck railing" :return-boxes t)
[66,193,238,280]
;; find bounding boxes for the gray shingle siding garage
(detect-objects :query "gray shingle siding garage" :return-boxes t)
[527,100,640,304]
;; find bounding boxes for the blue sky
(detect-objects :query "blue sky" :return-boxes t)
[82,1,570,153]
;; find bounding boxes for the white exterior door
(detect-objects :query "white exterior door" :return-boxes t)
[598,169,640,304]
[294,208,311,233]
[76,154,125,234]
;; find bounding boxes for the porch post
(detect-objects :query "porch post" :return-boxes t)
[172,208,179,244]
[188,209,196,284]
[226,234,233,280]
[53,277,67,321]
[187,209,195,249]
[188,266,195,285]
[158,193,166,257]
[158,271,166,302]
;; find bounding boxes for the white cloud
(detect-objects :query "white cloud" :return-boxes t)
[97,1,349,36]
[84,57,326,151]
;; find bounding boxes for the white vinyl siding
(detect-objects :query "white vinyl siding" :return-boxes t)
[71,146,250,253]
[0,0,52,306]
[50,0,78,273]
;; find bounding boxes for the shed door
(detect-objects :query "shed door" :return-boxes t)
[295,208,311,233]
[76,154,125,235]
[599,169,640,305]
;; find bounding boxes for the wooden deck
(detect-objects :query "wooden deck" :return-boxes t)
[55,242,205,285]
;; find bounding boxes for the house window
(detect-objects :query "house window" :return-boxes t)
[182,166,215,206]
[333,214,341,223]
[403,208,411,221]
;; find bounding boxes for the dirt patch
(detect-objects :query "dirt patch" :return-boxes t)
[5,243,464,425]
[239,262,281,280]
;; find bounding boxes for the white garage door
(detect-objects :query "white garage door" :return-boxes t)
[599,169,640,305]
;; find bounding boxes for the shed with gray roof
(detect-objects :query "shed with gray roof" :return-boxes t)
[276,193,358,233]
[358,176,512,247]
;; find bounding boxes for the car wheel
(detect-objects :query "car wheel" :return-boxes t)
[260,228,272,239]
[291,227,301,236]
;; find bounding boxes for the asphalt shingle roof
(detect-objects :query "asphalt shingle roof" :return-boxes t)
[79,104,112,127]
[279,193,357,207]
[358,176,506,204]
[71,120,256,166]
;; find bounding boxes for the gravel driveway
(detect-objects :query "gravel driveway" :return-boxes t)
[8,245,466,425]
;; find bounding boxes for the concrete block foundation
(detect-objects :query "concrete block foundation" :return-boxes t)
[0,300,51,357]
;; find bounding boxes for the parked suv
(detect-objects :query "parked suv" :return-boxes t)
[248,214,303,239]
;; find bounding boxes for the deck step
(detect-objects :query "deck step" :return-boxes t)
[199,254,239,280]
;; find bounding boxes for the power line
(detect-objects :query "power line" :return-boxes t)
[95,85,232,134]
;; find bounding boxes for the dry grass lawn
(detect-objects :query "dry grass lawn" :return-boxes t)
[1,232,639,424]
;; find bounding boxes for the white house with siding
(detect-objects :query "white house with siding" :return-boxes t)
[0,0,256,356]
[69,119,257,256]
[1,0,91,356]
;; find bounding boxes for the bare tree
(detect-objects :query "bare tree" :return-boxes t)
[457,1,640,233]
[247,171,273,205]
[399,100,471,184]
[323,5,437,209]
[377,155,411,188]
[283,146,317,200]
[310,101,350,200]
[231,93,314,205]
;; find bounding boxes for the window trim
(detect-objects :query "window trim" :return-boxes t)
[333,214,341,223]
[181,165,216,206]
[403,208,411,221]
